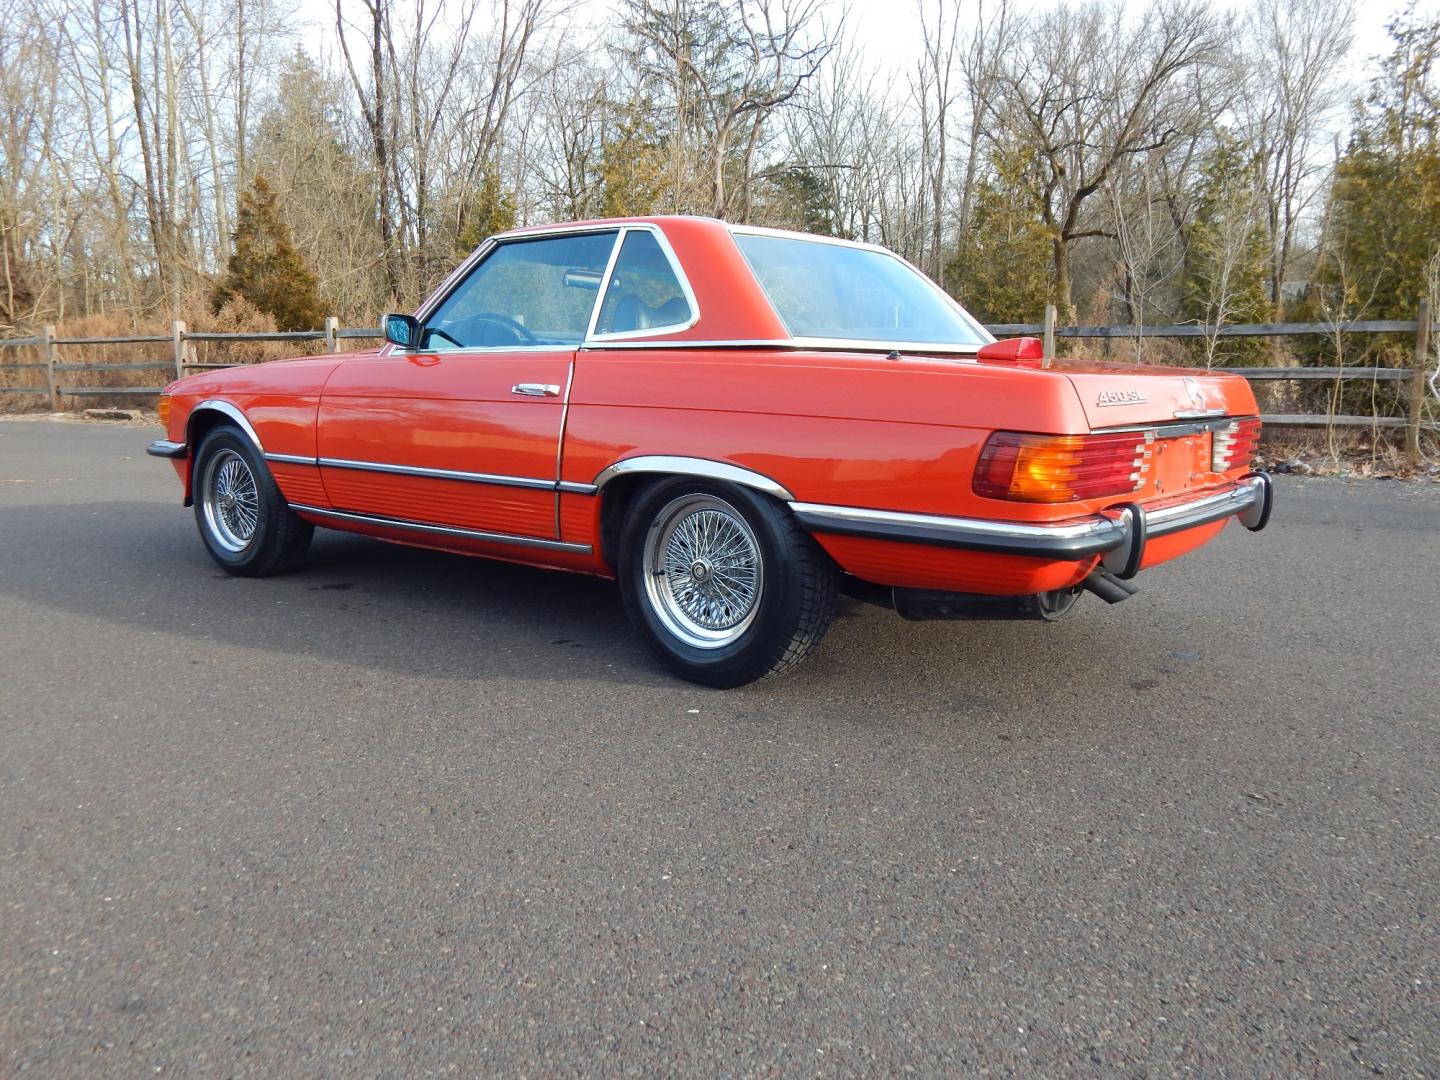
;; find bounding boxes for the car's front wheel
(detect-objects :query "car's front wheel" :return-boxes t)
[617,480,837,687]
[192,425,312,576]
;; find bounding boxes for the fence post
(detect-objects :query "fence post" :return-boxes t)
[171,320,186,379]
[42,324,58,410]
[1408,299,1431,467]
[325,316,339,354]
[1042,304,1057,369]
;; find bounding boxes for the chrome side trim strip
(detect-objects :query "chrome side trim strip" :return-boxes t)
[558,480,600,495]
[265,452,319,466]
[317,457,555,491]
[787,502,1127,558]
[591,456,795,500]
[146,439,187,459]
[191,399,263,452]
[288,504,593,554]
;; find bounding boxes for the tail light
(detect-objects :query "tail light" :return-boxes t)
[1212,417,1261,472]
[974,430,1152,503]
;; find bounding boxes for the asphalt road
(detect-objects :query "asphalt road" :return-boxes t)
[1,418,1436,1076]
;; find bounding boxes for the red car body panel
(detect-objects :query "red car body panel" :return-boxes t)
[157,216,1268,596]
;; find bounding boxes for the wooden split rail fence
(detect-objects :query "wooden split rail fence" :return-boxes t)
[0,318,382,406]
[2,304,1436,464]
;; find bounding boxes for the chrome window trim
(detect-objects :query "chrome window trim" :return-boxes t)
[289,504,593,553]
[578,337,982,356]
[583,229,628,340]
[728,225,995,347]
[584,226,702,342]
[391,226,624,356]
[590,456,794,501]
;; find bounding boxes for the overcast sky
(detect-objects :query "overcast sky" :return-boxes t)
[301,0,1436,110]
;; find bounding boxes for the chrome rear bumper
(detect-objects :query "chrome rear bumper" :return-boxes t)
[789,473,1273,572]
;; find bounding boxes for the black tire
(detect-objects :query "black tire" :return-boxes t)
[617,479,837,687]
[192,425,313,577]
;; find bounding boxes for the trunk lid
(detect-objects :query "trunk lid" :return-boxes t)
[1053,361,1252,429]
[1051,360,1259,500]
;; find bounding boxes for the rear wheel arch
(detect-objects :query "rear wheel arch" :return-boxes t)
[592,456,798,567]
[614,475,838,687]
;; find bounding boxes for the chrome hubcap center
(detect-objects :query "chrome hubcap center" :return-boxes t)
[690,559,711,583]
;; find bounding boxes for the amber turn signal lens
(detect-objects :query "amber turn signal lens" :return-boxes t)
[156,395,171,429]
[974,431,1149,503]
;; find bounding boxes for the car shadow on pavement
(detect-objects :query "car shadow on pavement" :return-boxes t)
[0,498,1178,705]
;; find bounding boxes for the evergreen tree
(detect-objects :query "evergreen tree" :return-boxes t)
[211,175,325,331]
[455,170,517,257]
[945,146,1052,323]
[1312,11,1440,321]
[1182,136,1271,364]
[598,101,668,218]
[1302,10,1439,411]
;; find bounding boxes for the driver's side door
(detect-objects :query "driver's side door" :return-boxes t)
[316,229,619,541]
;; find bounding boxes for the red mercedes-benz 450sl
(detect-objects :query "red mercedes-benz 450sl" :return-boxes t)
[150,216,1272,686]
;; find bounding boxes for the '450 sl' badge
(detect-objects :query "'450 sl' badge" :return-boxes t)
[1096,388,1147,406]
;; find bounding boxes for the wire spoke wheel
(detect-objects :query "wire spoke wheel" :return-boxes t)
[202,448,261,553]
[643,494,764,649]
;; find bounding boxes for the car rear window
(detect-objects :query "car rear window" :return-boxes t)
[734,233,988,347]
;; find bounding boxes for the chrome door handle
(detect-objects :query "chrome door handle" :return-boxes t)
[511,383,560,397]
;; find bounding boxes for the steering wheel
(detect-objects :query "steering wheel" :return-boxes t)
[454,312,539,347]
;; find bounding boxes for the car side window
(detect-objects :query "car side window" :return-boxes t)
[594,230,693,335]
[423,231,619,349]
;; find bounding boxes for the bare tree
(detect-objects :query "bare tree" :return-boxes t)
[624,0,835,219]
[911,0,959,281]
[986,0,1224,316]
[1238,0,1355,317]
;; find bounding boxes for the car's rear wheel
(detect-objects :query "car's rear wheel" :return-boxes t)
[192,425,312,576]
[617,479,837,687]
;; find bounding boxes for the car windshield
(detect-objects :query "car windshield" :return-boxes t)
[734,233,989,347]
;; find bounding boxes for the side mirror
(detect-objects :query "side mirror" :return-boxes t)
[384,312,421,350]
[976,336,1045,362]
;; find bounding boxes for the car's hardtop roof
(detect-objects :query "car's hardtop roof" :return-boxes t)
[460,216,990,352]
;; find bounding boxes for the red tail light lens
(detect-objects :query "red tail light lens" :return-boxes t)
[1212,417,1261,472]
[974,431,1151,503]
